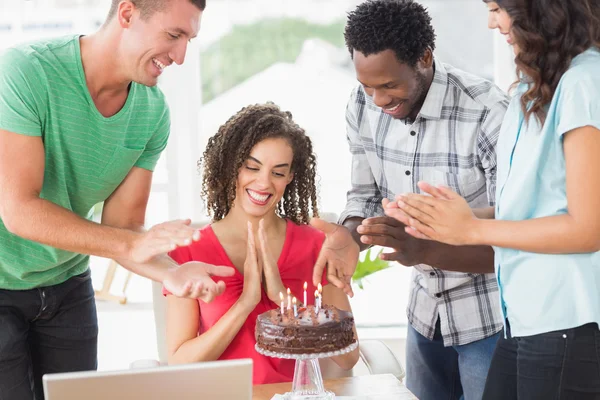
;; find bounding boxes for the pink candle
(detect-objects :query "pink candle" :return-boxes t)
[279,292,284,314]
[303,282,307,307]
[287,288,291,310]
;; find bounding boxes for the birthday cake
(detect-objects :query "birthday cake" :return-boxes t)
[255,304,356,355]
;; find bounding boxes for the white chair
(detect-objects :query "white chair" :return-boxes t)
[135,213,406,382]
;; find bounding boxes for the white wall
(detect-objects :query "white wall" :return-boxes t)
[493,30,517,93]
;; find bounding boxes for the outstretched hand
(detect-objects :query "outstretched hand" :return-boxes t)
[163,261,235,303]
[310,217,359,297]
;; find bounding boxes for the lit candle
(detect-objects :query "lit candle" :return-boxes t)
[287,288,291,310]
[314,289,320,313]
[279,292,284,314]
[303,281,307,307]
[293,297,298,317]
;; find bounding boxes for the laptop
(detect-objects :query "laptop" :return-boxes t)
[43,359,253,400]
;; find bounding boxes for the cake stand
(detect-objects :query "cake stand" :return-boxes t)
[255,341,358,400]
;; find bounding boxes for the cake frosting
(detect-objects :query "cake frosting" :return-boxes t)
[255,304,356,355]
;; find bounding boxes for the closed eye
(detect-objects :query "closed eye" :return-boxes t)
[168,33,180,39]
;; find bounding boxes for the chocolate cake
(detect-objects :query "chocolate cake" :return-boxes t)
[255,304,356,355]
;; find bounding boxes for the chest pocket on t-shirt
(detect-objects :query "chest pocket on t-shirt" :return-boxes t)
[99,145,145,188]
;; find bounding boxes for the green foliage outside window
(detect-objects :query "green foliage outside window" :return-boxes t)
[200,18,345,103]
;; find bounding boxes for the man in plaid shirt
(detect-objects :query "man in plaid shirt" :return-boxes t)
[338,1,509,399]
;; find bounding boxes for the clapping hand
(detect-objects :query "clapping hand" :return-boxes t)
[357,200,428,266]
[257,219,287,304]
[128,219,200,263]
[386,182,478,246]
[239,221,263,307]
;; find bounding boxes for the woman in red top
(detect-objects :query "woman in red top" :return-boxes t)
[164,103,360,384]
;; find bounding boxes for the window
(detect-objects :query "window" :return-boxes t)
[0,0,513,328]
[180,0,497,328]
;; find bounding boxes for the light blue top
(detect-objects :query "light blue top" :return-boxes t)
[494,48,600,337]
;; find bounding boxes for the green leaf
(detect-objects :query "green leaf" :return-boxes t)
[352,247,391,289]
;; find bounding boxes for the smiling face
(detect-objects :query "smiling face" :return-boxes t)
[353,49,431,121]
[486,1,517,54]
[234,137,294,219]
[117,0,202,86]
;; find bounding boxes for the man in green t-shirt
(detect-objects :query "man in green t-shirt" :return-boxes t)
[0,1,235,398]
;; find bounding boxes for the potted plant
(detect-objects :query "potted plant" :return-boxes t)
[352,247,391,289]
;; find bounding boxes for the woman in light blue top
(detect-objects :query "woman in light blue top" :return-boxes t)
[384,0,600,398]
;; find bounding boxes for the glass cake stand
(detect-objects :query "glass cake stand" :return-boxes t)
[255,341,358,400]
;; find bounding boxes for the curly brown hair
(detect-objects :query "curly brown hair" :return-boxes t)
[198,103,319,225]
[485,0,600,125]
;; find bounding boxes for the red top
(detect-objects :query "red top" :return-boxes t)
[163,219,327,384]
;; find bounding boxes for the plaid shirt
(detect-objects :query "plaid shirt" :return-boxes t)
[340,59,509,346]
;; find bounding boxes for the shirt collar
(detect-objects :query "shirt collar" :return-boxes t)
[417,57,448,121]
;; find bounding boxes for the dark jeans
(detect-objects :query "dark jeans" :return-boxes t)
[483,322,600,400]
[406,319,500,400]
[0,269,98,400]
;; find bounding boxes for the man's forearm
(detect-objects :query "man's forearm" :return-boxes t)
[6,198,137,260]
[422,207,495,273]
[342,217,369,252]
[8,199,180,283]
[423,241,495,273]
[117,254,177,283]
[107,222,178,283]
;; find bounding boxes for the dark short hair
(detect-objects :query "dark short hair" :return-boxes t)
[344,0,436,67]
[107,0,205,21]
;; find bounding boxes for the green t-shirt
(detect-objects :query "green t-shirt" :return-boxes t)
[0,35,170,290]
